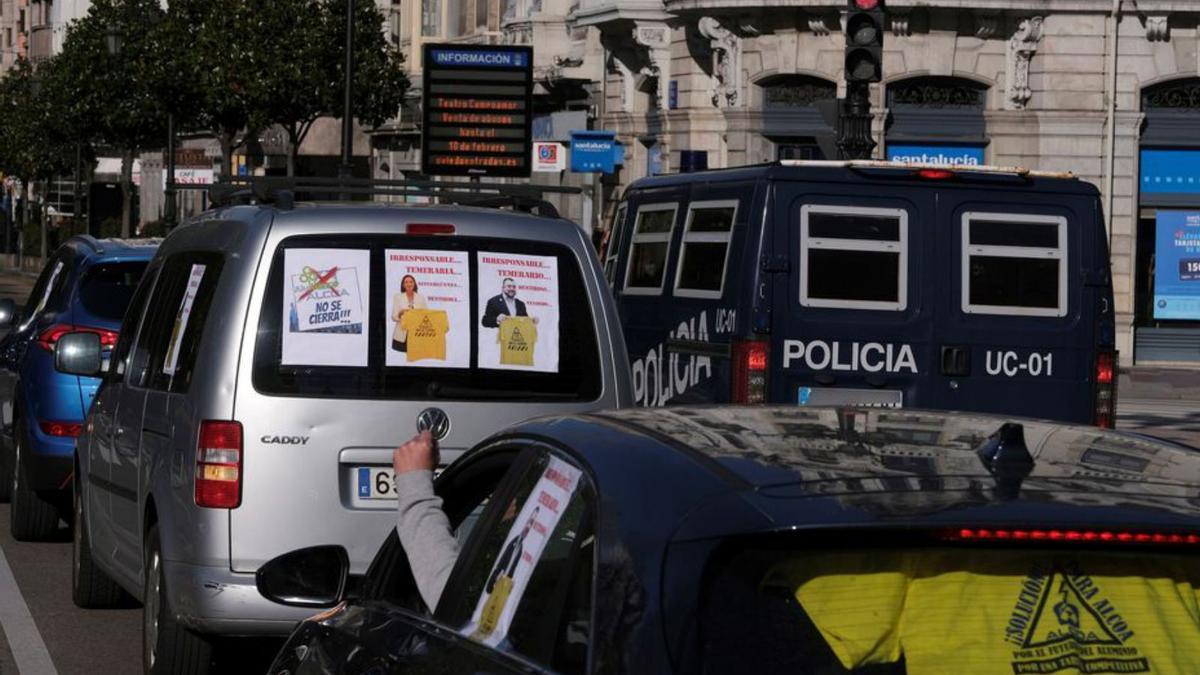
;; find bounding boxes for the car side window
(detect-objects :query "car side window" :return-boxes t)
[127,253,224,392]
[438,448,595,674]
[109,264,160,381]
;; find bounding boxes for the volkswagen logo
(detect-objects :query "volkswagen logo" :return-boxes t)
[416,407,451,441]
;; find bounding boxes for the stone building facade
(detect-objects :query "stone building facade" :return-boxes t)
[389,0,1200,363]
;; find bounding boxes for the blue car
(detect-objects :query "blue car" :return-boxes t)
[0,235,157,540]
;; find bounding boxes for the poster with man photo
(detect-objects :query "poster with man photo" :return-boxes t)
[476,252,559,372]
[462,456,582,647]
[281,248,370,367]
[385,249,471,368]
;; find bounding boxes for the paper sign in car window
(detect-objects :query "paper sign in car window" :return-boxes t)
[384,249,470,368]
[19,260,64,332]
[476,252,559,373]
[776,549,1200,675]
[162,264,206,376]
[281,249,369,367]
[462,456,582,647]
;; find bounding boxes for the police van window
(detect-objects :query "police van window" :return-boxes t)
[623,203,678,295]
[800,205,908,311]
[603,202,627,286]
[675,200,737,298]
[961,212,1067,317]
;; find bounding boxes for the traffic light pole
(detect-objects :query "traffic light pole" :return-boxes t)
[837,82,876,160]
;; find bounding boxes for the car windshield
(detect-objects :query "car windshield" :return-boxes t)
[78,261,150,321]
[698,542,1200,674]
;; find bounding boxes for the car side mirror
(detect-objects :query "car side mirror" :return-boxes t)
[55,332,103,377]
[256,545,349,608]
[0,298,15,329]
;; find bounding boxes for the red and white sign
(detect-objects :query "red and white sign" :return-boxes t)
[162,168,215,188]
[532,142,565,172]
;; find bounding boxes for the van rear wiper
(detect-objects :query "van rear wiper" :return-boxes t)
[426,382,577,401]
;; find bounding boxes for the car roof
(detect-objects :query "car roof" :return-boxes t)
[64,235,161,262]
[624,161,1101,196]
[506,406,1200,542]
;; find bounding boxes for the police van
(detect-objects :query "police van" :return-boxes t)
[604,160,1118,426]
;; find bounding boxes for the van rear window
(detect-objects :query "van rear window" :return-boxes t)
[624,204,678,294]
[800,206,907,311]
[961,213,1067,317]
[252,235,602,401]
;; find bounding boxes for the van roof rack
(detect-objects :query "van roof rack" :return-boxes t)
[778,159,1077,180]
[208,177,582,219]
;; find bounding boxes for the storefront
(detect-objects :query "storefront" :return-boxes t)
[884,77,989,167]
[1133,78,1200,363]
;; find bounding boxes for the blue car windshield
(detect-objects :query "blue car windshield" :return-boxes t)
[78,261,149,322]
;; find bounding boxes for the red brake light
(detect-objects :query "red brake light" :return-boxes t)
[852,0,880,9]
[947,528,1199,546]
[36,324,119,351]
[916,168,956,181]
[1093,350,1118,428]
[1095,351,1115,385]
[731,339,769,404]
[406,223,456,235]
[39,420,82,437]
[196,420,243,509]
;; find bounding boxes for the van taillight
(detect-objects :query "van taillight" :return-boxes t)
[1093,351,1118,428]
[195,421,242,509]
[732,340,769,404]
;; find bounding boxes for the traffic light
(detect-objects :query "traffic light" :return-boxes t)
[845,0,885,84]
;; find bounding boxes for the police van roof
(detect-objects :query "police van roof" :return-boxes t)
[626,160,1098,195]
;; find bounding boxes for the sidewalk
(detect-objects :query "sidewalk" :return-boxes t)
[1119,366,1200,402]
[0,265,37,304]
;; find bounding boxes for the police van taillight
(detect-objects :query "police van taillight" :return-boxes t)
[196,420,243,509]
[732,339,769,404]
[1093,351,1118,428]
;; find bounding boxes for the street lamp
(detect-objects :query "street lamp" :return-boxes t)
[339,0,355,183]
[106,23,176,232]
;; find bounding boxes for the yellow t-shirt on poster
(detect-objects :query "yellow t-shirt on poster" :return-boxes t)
[401,309,450,361]
[498,316,537,366]
[769,550,1200,675]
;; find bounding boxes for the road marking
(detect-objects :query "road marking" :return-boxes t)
[0,542,56,674]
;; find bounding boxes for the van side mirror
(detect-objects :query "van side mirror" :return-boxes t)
[256,545,349,608]
[55,332,103,377]
[0,298,16,329]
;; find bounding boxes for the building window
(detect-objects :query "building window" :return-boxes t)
[675,201,738,298]
[961,212,1067,317]
[1142,80,1200,110]
[887,77,986,110]
[800,205,908,311]
[421,0,440,36]
[775,138,824,161]
[623,203,678,295]
[762,77,836,109]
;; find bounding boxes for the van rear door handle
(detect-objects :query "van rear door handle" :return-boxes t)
[940,346,971,376]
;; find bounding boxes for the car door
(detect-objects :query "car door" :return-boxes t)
[84,262,160,566]
[109,263,185,580]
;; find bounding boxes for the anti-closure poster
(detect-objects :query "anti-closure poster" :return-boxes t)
[385,249,471,368]
[476,252,559,372]
[281,248,369,367]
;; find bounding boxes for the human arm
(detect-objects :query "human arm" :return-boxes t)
[391,294,404,322]
[393,431,459,611]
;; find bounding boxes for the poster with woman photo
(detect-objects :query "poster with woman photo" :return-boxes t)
[385,249,471,367]
[281,248,369,367]
[476,252,559,373]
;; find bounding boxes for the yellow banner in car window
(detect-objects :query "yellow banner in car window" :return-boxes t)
[767,550,1200,674]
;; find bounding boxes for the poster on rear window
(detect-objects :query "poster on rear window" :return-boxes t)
[1153,211,1200,320]
[281,249,369,367]
[385,249,470,368]
[462,456,582,647]
[162,264,206,376]
[476,252,559,372]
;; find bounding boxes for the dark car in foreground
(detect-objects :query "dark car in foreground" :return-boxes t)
[258,406,1200,674]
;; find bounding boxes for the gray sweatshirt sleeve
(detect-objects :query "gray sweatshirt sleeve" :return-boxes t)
[394,470,460,611]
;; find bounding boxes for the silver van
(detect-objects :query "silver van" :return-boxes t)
[61,195,631,673]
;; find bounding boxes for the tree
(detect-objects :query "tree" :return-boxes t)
[57,0,169,236]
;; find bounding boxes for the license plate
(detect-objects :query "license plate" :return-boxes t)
[798,387,903,408]
[356,467,397,500]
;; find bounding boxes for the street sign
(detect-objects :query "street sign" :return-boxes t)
[422,44,534,178]
[533,142,566,172]
[570,131,623,174]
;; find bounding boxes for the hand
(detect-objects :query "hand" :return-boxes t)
[393,430,439,475]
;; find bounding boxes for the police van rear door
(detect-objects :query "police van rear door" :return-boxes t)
[932,190,1098,424]
[772,181,937,408]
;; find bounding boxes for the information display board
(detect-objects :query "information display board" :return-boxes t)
[422,44,533,177]
[1154,210,1200,320]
